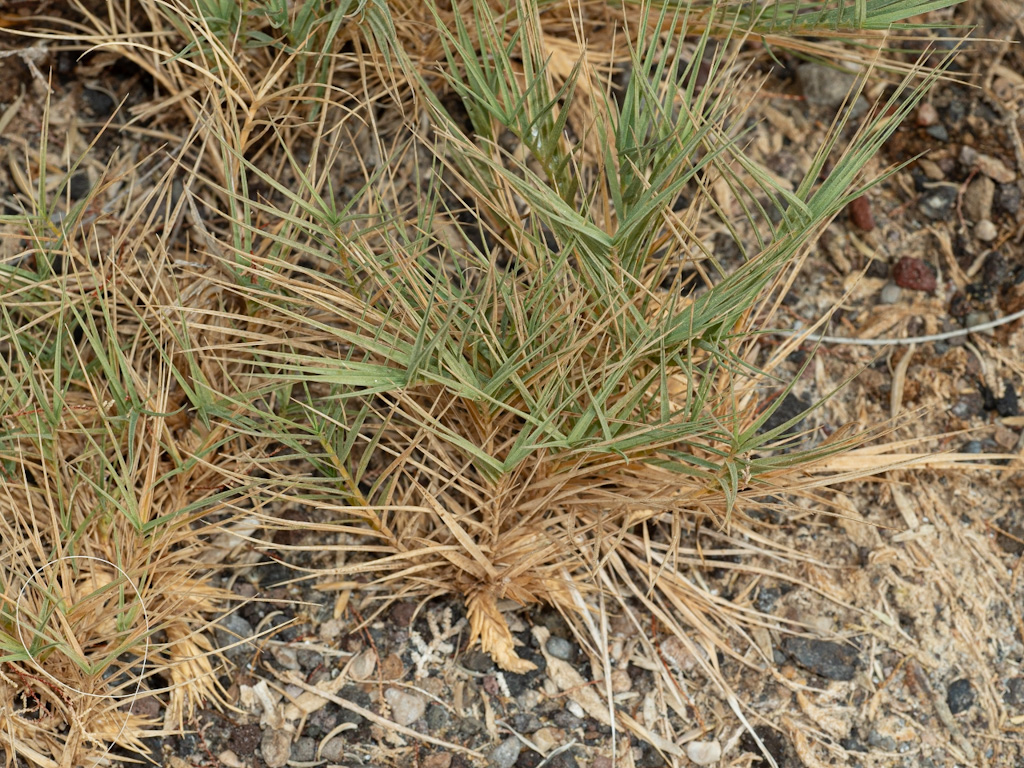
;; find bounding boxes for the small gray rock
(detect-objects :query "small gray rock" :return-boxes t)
[782,637,859,681]
[995,183,1021,216]
[384,688,426,726]
[215,613,255,663]
[320,737,345,762]
[487,736,522,768]
[963,175,995,224]
[261,729,292,768]
[918,183,958,220]
[546,636,574,660]
[879,283,902,305]
[798,63,861,109]
[290,737,316,763]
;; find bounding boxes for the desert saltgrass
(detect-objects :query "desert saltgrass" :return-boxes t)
[0,0,969,763]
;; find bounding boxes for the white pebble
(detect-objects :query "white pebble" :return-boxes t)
[686,739,722,765]
[975,219,998,242]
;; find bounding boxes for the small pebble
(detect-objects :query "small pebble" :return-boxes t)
[847,195,874,231]
[782,637,859,681]
[290,737,316,763]
[918,183,958,220]
[963,175,995,223]
[975,219,998,242]
[916,102,939,126]
[546,636,574,660]
[797,63,862,110]
[947,678,975,714]
[1004,677,1024,708]
[271,646,300,670]
[487,736,521,768]
[320,738,345,762]
[892,257,936,292]
[385,688,427,726]
[260,729,292,768]
[879,283,902,304]
[925,124,949,142]
[686,740,723,765]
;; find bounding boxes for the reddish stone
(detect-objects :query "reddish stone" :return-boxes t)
[892,257,936,292]
[847,195,875,231]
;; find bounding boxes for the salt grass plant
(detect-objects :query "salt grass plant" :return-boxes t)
[1,0,965,763]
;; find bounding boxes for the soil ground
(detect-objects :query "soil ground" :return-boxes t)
[1,2,1023,767]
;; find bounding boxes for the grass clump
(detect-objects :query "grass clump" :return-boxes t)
[0,0,967,763]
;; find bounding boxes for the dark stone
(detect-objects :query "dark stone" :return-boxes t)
[426,703,449,731]
[68,171,90,200]
[759,392,811,437]
[461,649,495,672]
[511,713,544,733]
[918,183,958,220]
[997,524,1024,555]
[757,586,781,613]
[781,637,859,681]
[947,678,975,714]
[297,648,324,671]
[553,709,582,729]
[504,650,545,696]
[1004,677,1024,709]
[291,737,316,762]
[338,685,370,726]
[995,384,1019,417]
[925,124,949,142]
[995,183,1021,216]
[81,88,115,116]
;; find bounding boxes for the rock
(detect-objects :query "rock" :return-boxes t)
[994,183,1021,216]
[975,153,1016,184]
[867,729,897,751]
[68,171,90,200]
[916,102,939,126]
[892,257,936,292]
[879,283,902,304]
[426,703,449,731]
[272,646,300,670]
[975,219,998,242]
[759,392,811,436]
[797,63,863,110]
[533,727,561,753]
[546,636,574,661]
[781,637,859,681]
[320,737,345,762]
[947,678,975,714]
[487,736,521,768]
[1004,677,1024,708]
[918,183,958,220]
[686,740,722,765]
[384,688,426,726]
[423,754,452,768]
[926,124,949,142]
[847,195,874,231]
[260,729,292,768]
[297,648,324,670]
[963,175,995,223]
[81,87,115,116]
[215,613,256,663]
[290,737,316,763]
